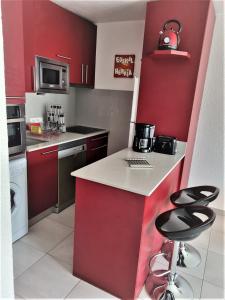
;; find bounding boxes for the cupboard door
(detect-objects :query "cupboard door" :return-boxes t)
[85,23,97,87]
[27,146,58,219]
[81,21,97,87]
[1,0,25,97]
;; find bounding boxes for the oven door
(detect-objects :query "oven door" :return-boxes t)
[7,120,26,155]
[39,62,63,90]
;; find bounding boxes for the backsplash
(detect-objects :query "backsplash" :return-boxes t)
[75,88,133,155]
[25,87,77,127]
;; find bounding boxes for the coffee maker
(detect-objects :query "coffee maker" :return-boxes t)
[133,123,155,153]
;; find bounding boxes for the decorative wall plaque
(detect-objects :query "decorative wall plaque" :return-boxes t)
[114,54,135,78]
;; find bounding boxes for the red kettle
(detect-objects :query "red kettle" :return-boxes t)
[158,19,182,50]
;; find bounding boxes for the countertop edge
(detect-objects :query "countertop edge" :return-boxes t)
[71,144,186,196]
[26,130,109,152]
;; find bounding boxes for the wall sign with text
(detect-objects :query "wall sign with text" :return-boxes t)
[114,55,135,78]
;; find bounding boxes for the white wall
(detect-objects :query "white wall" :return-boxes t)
[25,87,77,126]
[0,4,14,298]
[95,20,145,91]
[188,0,224,211]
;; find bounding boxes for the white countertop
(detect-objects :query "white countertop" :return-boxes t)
[26,130,109,152]
[71,142,186,196]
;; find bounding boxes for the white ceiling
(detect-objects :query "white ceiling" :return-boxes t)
[51,0,148,23]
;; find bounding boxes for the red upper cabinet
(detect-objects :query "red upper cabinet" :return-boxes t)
[1,0,97,94]
[1,0,26,99]
[22,0,96,89]
[81,21,97,86]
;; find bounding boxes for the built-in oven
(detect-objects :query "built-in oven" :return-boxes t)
[7,104,26,156]
[35,56,69,94]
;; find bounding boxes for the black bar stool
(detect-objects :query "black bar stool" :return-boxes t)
[145,205,216,299]
[162,186,219,268]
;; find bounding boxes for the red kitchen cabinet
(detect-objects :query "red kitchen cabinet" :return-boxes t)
[86,133,108,164]
[27,146,58,219]
[22,0,96,90]
[80,20,97,87]
[1,0,97,94]
[1,0,26,100]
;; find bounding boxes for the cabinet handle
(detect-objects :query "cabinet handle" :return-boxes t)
[91,144,108,151]
[6,96,25,99]
[85,64,88,84]
[91,135,108,142]
[56,54,71,60]
[7,118,25,123]
[41,149,58,155]
[81,64,84,84]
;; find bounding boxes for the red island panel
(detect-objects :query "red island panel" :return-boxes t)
[73,162,183,299]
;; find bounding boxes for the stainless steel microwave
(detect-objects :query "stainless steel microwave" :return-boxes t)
[7,104,26,156]
[34,56,69,94]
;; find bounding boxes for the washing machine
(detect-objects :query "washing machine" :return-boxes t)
[9,157,28,242]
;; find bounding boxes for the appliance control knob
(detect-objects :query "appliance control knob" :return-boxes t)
[164,37,170,44]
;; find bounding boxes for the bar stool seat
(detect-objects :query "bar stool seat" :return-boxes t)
[156,205,216,241]
[170,185,219,207]
[146,205,216,300]
[162,186,219,269]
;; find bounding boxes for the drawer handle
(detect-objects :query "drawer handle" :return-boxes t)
[41,149,58,155]
[6,96,25,99]
[91,136,108,142]
[91,144,108,151]
[56,54,71,60]
[7,118,25,123]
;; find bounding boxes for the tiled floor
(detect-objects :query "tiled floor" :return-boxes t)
[13,204,225,299]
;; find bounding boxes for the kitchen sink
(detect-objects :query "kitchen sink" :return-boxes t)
[66,125,103,134]
[26,137,48,146]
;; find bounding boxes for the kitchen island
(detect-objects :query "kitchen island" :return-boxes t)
[71,142,186,299]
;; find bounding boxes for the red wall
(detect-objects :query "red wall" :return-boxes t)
[137,0,213,142]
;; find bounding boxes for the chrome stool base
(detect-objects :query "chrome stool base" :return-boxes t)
[145,271,194,300]
[161,240,201,269]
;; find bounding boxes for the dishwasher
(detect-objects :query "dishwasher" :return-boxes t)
[55,140,87,213]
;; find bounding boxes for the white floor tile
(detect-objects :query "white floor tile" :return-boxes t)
[66,280,118,299]
[48,204,75,228]
[211,214,225,233]
[179,271,202,299]
[189,230,211,250]
[21,217,73,252]
[208,230,225,255]
[49,233,74,267]
[138,267,202,299]
[138,286,150,300]
[14,294,24,299]
[201,281,225,299]
[15,254,80,299]
[13,240,45,278]
[177,247,207,279]
[204,251,225,288]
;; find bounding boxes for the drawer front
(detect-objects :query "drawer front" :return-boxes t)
[87,133,108,150]
[87,133,108,164]
[87,144,108,164]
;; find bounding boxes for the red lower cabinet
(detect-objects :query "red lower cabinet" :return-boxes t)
[27,146,58,219]
[86,133,108,164]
